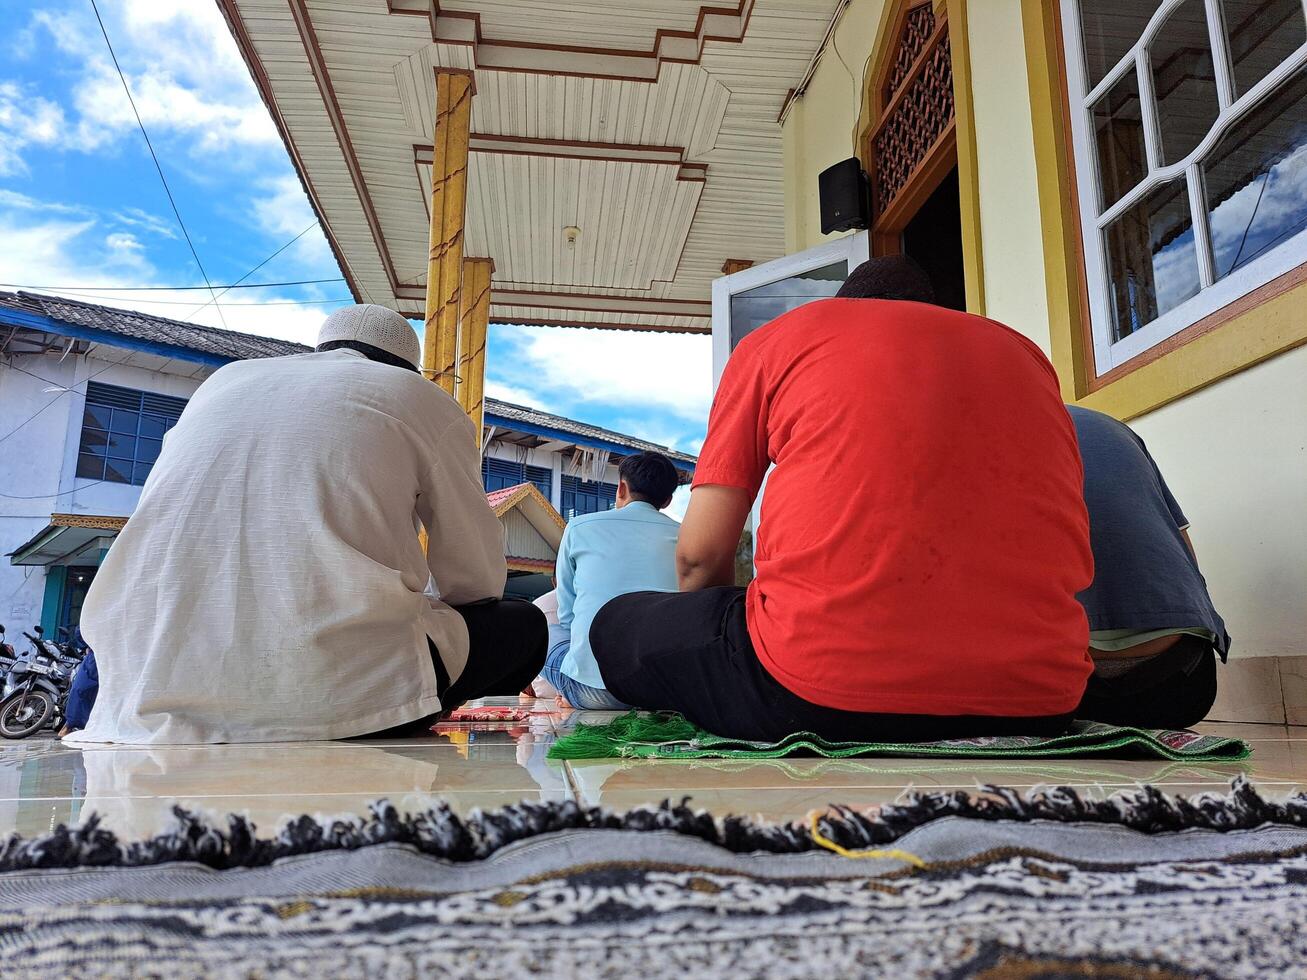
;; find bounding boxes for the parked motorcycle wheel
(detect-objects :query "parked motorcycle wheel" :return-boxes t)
[0,691,54,739]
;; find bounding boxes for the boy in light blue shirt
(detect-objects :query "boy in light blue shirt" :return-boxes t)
[540,452,682,709]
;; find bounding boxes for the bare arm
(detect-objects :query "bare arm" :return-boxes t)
[676,484,753,592]
[1181,527,1197,562]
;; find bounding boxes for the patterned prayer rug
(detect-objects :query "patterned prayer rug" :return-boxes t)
[547,710,1252,761]
[0,780,1304,977]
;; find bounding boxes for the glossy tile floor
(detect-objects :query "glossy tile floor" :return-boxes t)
[0,698,1302,840]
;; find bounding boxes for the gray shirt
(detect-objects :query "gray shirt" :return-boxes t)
[1069,406,1229,659]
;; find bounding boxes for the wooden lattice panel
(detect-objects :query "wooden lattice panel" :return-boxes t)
[882,3,936,104]
[873,30,954,214]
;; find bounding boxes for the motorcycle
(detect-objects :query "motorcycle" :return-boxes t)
[0,625,17,675]
[0,627,82,739]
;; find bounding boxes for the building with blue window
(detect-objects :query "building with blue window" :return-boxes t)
[0,291,694,638]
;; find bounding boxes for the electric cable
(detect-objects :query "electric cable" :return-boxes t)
[0,278,345,292]
[89,0,229,329]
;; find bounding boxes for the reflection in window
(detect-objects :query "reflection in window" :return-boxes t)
[1079,0,1162,87]
[1093,68,1148,208]
[1222,0,1307,98]
[728,260,847,350]
[1205,65,1307,277]
[1150,0,1220,165]
[1069,0,1307,359]
[76,382,185,487]
[1104,179,1201,340]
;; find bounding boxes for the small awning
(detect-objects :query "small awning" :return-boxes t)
[8,514,127,567]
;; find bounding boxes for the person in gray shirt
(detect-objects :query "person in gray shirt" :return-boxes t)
[1069,406,1229,730]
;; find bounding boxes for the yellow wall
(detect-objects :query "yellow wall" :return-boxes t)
[1129,347,1307,659]
[781,0,888,254]
[963,0,1051,352]
[780,0,1307,659]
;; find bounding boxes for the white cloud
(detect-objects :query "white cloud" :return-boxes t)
[0,81,66,175]
[0,208,332,346]
[250,176,333,268]
[666,484,691,522]
[486,381,552,413]
[111,207,179,240]
[29,2,278,156]
[0,189,87,215]
[490,324,713,426]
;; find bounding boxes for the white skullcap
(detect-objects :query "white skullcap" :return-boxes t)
[316,304,421,369]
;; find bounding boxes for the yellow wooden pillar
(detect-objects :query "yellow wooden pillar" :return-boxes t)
[422,70,473,396]
[456,257,493,446]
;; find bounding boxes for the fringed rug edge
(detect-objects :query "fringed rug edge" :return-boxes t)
[1,776,1302,874]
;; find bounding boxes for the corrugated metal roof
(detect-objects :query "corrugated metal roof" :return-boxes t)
[485,400,696,466]
[0,291,310,361]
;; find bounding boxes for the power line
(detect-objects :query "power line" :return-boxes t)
[6,289,355,308]
[1,278,345,292]
[89,0,229,330]
[183,224,321,321]
[0,480,109,500]
[0,354,147,450]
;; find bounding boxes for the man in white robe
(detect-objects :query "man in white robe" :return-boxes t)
[74,305,545,744]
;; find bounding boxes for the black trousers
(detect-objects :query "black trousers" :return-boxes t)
[364,598,547,738]
[591,587,1075,744]
[1076,635,1217,731]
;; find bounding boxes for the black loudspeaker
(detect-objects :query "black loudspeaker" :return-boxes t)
[818,158,870,235]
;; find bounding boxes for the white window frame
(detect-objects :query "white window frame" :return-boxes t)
[710,232,870,385]
[1061,0,1307,374]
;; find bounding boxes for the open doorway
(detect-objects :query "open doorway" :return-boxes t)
[901,167,966,311]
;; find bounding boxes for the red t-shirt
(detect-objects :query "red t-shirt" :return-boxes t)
[693,298,1093,717]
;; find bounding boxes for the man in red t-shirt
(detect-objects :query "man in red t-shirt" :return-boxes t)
[590,256,1094,742]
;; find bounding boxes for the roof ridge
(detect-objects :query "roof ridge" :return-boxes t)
[13,290,313,352]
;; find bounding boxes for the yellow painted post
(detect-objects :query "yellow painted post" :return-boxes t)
[422,70,473,396]
[458,257,493,445]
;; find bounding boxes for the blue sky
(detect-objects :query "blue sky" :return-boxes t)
[0,0,712,461]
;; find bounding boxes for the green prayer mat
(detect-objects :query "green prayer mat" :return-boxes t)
[547,711,1251,762]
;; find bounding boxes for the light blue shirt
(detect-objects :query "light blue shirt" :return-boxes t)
[556,501,680,688]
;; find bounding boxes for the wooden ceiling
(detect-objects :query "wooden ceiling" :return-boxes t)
[219,0,844,333]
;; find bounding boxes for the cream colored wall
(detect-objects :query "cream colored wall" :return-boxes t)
[780,0,1306,661]
[782,0,887,254]
[963,0,1052,352]
[1129,347,1307,659]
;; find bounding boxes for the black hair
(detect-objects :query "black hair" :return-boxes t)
[835,255,936,304]
[316,339,419,373]
[618,451,680,509]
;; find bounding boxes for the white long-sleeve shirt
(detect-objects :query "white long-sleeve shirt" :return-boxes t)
[74,348,506,744]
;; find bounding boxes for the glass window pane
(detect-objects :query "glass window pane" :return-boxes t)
[82,404,112,429]
[138,413,167,438]
[109,409,139,435]
[79,429,108,455]
[1079,1,1163,88]
[1092,68,1149,209]
[137,437,163,463]
[1150,0,1221,164]
[76,453,105,480]
[105,434,136,459]
[1103,177,1201,340]
[103,459,132,484]
[729,260,847,350]
[1205,65,1307,277]
[132,462,154,486]
[1221,0,1306,98]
